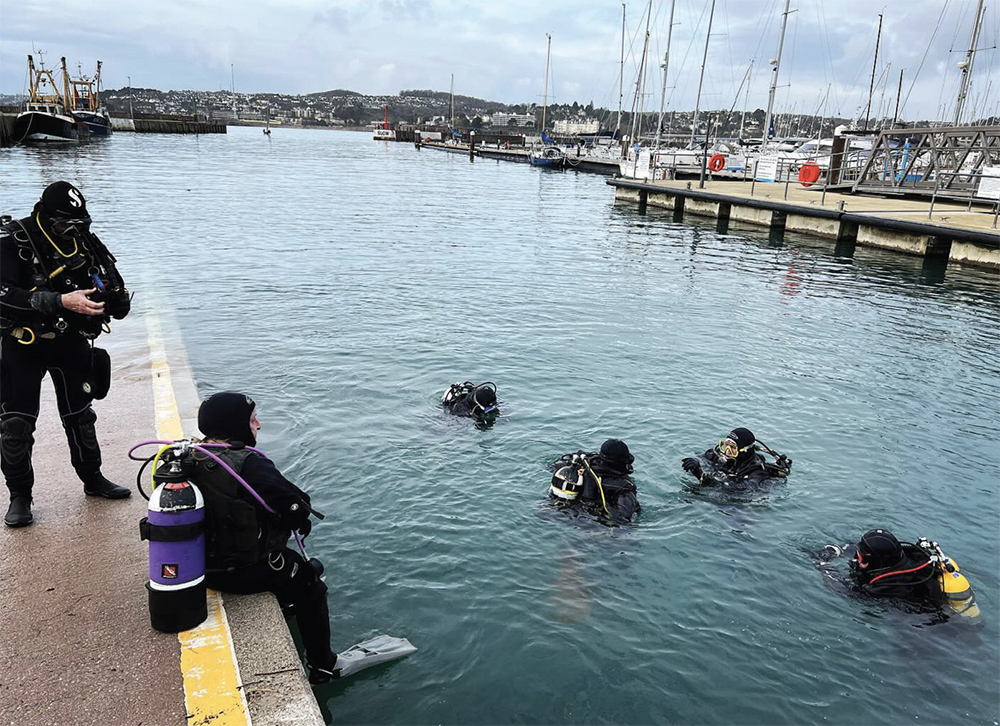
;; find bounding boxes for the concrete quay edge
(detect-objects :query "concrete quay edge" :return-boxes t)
[608,177,1000,266]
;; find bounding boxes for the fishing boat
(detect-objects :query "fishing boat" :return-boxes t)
[12,53,78,143]
[69,60,112,136]
[373,105,394,140]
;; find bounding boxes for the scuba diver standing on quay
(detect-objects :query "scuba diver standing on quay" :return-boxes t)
[442,381,499,425]
[681,427,791,490]
[1,181,132,528]
[549,438,640,523]
[809,529,980,620]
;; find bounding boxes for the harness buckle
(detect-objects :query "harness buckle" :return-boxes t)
[11,326,36,345]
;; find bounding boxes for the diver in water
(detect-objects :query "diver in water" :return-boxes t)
[549,439,640,523]
[681,427,791,489]
[441,381,498,422]
[810,529,980,619]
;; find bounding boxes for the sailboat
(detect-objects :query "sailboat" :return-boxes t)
[69,60,112,136]
[373,105,394,140]
[12,53,78,143]
[263,103,271,135]
[422,75,470,153]
[529,33,565,168]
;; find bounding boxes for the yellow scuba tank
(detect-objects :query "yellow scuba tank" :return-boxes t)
[919,538,980,619]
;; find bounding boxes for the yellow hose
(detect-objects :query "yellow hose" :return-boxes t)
[579,456,610,516]
[150,444,173,490]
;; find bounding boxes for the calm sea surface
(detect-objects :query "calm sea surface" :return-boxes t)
[2,127,999,725]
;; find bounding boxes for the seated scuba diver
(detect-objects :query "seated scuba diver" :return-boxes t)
[681,427,791,489]
[811,529,980,619]
[193,392,415,683]
[441,381,498,422]
[549,439,640,523]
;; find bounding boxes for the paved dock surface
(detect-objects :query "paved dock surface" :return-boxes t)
[649,179,1000,236]
[0,324,186,725]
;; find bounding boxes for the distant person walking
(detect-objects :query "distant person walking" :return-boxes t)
[1,181,133,527]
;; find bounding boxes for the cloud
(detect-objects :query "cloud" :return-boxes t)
[1,0,996,121]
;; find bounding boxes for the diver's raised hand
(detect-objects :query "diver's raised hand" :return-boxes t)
[681,457,702,477]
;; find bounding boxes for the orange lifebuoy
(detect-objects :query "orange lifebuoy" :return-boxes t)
[708,153,726,172]
[798,161,821,187]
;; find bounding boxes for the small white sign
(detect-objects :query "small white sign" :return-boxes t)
[977,166,1000,200]
[755,156,778,182]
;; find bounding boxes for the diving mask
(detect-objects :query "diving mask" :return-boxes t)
[718,437,751,460]
[51,215,91,238]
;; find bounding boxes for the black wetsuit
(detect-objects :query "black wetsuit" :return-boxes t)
[195,447,336,671]
[852,543,943,601]
[810,543,944,605]
[550,451,640,523]
[0,212,130,499]
[684,447,790,490]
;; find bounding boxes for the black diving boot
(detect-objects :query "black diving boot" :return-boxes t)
[308,654,340,685]
[82,472,131,499]
[4,496,33,527]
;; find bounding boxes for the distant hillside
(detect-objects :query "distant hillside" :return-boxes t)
[306,88,362,98]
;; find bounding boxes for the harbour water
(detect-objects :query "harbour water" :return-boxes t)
[2,127,998,725]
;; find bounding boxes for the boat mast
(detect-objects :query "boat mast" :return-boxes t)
[60,56,70,111]
[616,3,625,140]
[95,61,103,110]
[892,69,903,127]
[762,0,791,146]
[739,60,754,139]
[953,0,986,126]
[27,54,37,101]
[630,0,653,146]
[863,13,883,133]
[541,33,551,134]
[450,73,455,127]
[654,0,677,151]
[691,0,717,145]
[231,63,236,118]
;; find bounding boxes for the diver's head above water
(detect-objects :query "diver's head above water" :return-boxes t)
[717,427,756,463]
[198,391,259,446]
[853,529,903,572]
[442,381,498,421]
[471,384,497,418]
[597,438,634,475]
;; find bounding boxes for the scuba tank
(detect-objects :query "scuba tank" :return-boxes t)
[139,444,208,633]
[551,456,585,501]
[917,538,980,619]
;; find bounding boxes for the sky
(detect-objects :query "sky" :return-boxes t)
[2,0,998,123]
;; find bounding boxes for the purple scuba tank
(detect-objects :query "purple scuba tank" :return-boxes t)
[139,452,207,633]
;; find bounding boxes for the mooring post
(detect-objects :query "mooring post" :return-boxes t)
[638,189,648,214]
[672,195,685,222]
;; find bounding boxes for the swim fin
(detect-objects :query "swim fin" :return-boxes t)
[333,634,417,679]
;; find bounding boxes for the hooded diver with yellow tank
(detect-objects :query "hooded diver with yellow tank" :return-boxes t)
[812,528,980,620]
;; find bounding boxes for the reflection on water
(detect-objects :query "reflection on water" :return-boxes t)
[2,128,998,726]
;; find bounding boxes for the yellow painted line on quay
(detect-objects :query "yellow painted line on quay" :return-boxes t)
[146,310,252,726]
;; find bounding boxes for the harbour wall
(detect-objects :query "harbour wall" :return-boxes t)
[611,178,1000,269]
[111,114,226,134]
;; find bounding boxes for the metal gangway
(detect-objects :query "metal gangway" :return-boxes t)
[852,126,1000,203]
